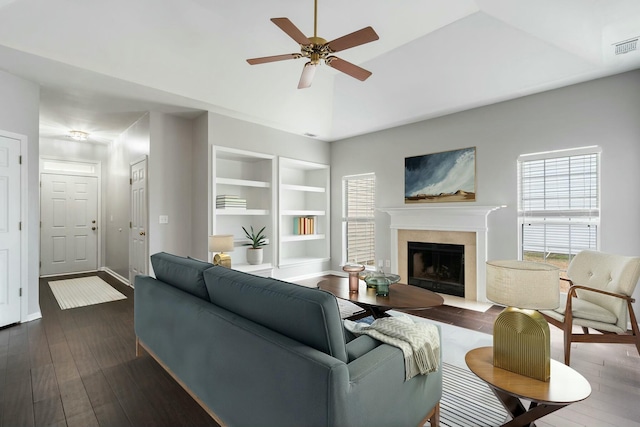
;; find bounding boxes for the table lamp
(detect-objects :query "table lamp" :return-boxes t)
[486,260,559,381]
[209,235,234,268]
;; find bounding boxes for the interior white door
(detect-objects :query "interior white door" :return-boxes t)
[41,173,98,276]
[0,135,21,327]
[130,158,148,283]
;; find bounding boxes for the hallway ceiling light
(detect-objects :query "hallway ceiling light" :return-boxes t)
[69,130,89,141]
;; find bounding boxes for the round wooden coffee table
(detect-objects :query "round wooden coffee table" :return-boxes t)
[465,347,591,427]
[317,276,444,318]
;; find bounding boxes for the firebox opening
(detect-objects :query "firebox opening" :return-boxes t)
[408,242,465,297]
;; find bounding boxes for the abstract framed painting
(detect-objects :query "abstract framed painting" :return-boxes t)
[405,147,476,203]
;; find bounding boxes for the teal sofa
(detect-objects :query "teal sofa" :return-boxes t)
[134,252,442,427]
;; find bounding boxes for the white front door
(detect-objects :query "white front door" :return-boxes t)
[0,135,21,327]
[41,173,98,276]
[130,158,148,283]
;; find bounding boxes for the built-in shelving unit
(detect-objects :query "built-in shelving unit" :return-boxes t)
[278,157,330,268]
[212,146,276,275]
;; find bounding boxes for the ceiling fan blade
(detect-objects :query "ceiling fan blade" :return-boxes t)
[298,62,317,89]
[326,26,379,53]
[247,53,301,65]
[326,56,372,81]
[271,17,312,45]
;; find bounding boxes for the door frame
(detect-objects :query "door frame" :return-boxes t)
[39,156,102,276]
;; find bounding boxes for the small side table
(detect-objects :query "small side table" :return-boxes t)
[465,347,591,427]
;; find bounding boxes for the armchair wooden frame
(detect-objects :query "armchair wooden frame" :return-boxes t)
[544,278,640,365]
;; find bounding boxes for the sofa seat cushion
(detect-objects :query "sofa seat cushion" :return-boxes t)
[204,267,348,363]
[150,252,213,300]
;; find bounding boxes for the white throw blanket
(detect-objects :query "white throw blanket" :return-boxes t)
[345,315,440,380]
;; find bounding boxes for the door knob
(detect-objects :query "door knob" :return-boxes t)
[140,231,146,236]
[92,227,97,231]
[92,220,96,224]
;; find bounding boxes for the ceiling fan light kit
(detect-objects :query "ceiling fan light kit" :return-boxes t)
[247,0,379,89]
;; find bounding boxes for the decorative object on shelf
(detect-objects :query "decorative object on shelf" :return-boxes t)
[209,235,235,268]
[242,226,268,265]
[342,264,365,293]
[405,147,476,203]
[486,260,559,381]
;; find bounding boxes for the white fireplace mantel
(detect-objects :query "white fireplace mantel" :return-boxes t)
[379,205,505,302]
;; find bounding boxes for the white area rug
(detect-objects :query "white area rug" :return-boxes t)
[48,276,127,310]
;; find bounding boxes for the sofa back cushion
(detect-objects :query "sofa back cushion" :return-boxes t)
[150,252,213,300]
[204,267,348,363]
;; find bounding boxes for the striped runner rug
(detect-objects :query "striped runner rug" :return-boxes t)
[436,362,508,427]
[48,276,127,310]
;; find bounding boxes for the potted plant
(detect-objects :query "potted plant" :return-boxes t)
[242,225,267,265]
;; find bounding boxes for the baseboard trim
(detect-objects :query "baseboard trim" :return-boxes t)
[22,311,42,323]
[99,267,132,288]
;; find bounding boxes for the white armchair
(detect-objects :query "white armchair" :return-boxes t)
[541,250,640,365]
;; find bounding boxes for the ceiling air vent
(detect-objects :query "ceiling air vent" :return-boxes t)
[614,38,638,55]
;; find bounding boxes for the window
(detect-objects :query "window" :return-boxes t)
[518,147,600,271]
[343,173,376,267]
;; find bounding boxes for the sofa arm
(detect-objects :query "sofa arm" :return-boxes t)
[345,335,380,362]
[342,327,442,427]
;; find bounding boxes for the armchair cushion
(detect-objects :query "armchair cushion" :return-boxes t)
[550,293,617,324]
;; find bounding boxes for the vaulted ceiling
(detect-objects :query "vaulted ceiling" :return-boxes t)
[0,0,639,143]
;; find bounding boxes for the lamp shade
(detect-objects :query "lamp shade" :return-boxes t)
[208,235,234,253]
[486,260,559,309]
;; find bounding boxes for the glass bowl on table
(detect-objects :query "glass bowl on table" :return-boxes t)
[361,271,401,296]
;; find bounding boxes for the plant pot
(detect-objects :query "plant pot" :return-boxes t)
[246,248,263,265]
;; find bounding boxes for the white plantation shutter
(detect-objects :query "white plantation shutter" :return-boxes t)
[518,148,600,268]
[343,174,376,266]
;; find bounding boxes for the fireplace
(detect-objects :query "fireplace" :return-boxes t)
[380,205,504,301]
[408,242,465,297]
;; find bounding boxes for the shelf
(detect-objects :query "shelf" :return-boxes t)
[281,234,326,242]
[216,209,269,216]
[234,238,270,246]
[281,210,326,216]
[278,257,330,268]
[233,263,273,273]
[280,183,325,193]
[216,177,271,188]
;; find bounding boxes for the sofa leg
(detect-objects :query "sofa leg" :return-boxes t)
[419,402,440,427]
[136,336,141,357]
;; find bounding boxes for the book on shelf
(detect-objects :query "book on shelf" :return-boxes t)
[216,194,247,209]
[293,216,316,235]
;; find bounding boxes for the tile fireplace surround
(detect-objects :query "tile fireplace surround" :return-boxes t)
[380,205,504,302]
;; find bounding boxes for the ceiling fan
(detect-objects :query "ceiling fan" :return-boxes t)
[247,0,379,89]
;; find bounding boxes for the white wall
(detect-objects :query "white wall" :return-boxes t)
[105,114,150,278]
[0,70,40,321]
[330,70,640,312]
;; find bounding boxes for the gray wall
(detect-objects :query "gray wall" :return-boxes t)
[330,69,640,311]
[148,112,194,261]
[191,113,210,261]
[105,114,150,278]
[0,70,40,320]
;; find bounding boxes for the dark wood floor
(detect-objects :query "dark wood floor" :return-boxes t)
[0,272,219,427]
[1,272,639,427]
